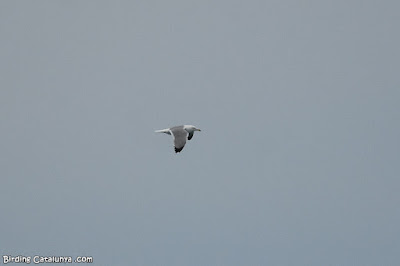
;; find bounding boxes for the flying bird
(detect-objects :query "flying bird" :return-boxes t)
[155,125,201,153]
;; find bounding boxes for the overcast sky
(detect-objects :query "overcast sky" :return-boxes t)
[1,1,399,265]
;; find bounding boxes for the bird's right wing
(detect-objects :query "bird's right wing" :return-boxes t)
[171,129,187,153]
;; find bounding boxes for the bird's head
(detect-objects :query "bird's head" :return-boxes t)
[184,125,201,132]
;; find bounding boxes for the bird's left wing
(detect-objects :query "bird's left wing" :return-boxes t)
[188,131,194,140]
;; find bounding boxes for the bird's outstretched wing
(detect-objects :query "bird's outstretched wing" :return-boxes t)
[170,127,188,153]
[188,131,194,140]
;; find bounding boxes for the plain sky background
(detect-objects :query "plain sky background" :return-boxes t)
[1,1,399,265]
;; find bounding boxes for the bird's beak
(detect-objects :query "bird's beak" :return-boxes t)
[197,129,201,131]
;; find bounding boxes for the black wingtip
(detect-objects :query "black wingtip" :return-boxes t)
[175,147,183,153]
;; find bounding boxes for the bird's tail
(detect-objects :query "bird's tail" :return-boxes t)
[155,128,171,134]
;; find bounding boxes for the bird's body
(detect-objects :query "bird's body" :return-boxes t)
[155,125,201,153]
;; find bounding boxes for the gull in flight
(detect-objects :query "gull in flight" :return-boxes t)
[155,125,201,153]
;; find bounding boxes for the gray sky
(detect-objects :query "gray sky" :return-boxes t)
[1,1,399,265]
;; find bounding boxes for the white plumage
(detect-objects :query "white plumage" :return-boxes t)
[155,125,201,153]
